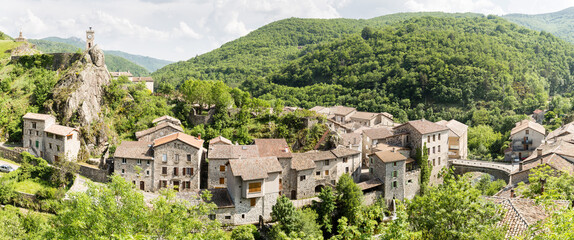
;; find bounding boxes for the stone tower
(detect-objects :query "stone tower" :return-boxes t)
[86,27,95,49]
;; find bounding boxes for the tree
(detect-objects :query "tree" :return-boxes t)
[231,224,259,240]
[532,207,574,239]
[335,174,363,225]
[272,195,298,234]
[407,168,504,239]
[380,202,422,240]
[315,186,336,233]
[416,143,431,195]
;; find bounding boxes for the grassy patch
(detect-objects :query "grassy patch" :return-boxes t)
[13,179,51,195]
[0,40,22,59]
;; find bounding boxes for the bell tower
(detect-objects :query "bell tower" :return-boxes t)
[86,27,95,49]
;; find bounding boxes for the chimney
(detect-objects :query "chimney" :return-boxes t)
[519,161,523,171]
[197,133,201,140]
[284,146,289,153]
[510,189,515,198]
[392,147,395,152]
[537,148,542,157]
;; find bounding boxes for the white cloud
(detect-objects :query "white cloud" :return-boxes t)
[177,21,202,39]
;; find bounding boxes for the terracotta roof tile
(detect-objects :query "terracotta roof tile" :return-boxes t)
[399,119,449,135]
[152,115,181,125]
[229,156,282,181]
[207,145,259,159]
[135,122,183,139]
[372,150,407,163]
[114,141,153,160]
[254,139,292,158]
[208,136,233,146]
[330,147,360,158]
[153,132,204,149]
[363,127,394,140]
[546,121,574,140]
[350,111,378,120]
[511,120,545,136]
[45,125,77,136]
[291,153,317,171]
[23,113,54,121]
[436,119,468,137]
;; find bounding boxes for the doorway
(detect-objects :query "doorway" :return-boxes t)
[140,181,145,191]
[173,181,180,192]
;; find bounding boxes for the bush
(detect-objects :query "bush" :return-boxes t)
[231,224,259,240]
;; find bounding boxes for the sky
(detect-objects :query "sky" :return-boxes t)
[0,0,572,62]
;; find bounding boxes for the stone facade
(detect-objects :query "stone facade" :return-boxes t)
[153,140,201,191]
[294,168,316,199]
[116,158,154,191]
[508,122,545,161]
[207,159,230,189]
[22,113,81,163]
[136,124,182,142]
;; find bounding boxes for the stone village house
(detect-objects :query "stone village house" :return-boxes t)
[22,113,81,163]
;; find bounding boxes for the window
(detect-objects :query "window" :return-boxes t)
[408,179,412,184]
[209,214,216,220]
[147,160,150,165]
[121,169,125,174]
[438,133,441,140]
[67,135,72,141]
[248,182,262,193]
[35,141,39,148]
[427,136,430,142]
[224,216,231,220]
[137,160,142,165]
[121,158,127,164]
[432,147,435,154]
[300,175,306,181]
[316,171,320,176]
[369,168,373,174]
[146,170,150,176]
[220,165,226,172]
[162,154,167,162]
[370,157,373,164]
[162,167,167,175]
[438,157,441,165]
[174,154,179,163]
[393,170,397,178]
[325,170,329,176]
[185,181,190,189]
[325,160,329,165]
[32,122,36,129]
[433,134,435,141]
[393,162,397,166]
[160,180,167,188]
[57,145,60,151]
[526,130,529,134]
[220,178,225,184]
[189,168,193,175]
[427,148,430,154]
[438,145,441,153]
[433,159,435,166]
[173,167,179,176]
[187,154,192,161]
[250,198,257,206]
[29,140,31,146]
[49,143,52,149]
[346,167,350,173]
[343,157,348,163]
[392,181,397,188]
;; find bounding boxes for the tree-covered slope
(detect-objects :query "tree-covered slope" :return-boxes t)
[152,12,482,88]
[503,7,574,44]
[29,39,150,76]
[34,37,172,72]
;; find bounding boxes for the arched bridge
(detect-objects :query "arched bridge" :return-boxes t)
[449,159,518,183]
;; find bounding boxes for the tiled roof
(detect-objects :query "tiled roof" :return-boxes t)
[132,77,154,82]
[486,197,570,238]
[330,147,360,158]
[209,136,233,146]
[357,178,383,190]
[350,111,378,120]
[114,141,153,160]
[372,150,407,163]
[254,139,292,158]
[510,120,545,136]
[153,132,204,149]
[309,106,326,112]
[399,119,449,135]
[207,145,259,159]
[436,119,468,137]
[229,156,282,181]
[381,112,393,120]
[110,71,132,77]
[546,121,574,140]
[23,113,54,121]
[291,153,317,171]
[135,122,184,139]
[331,106,356,116]
[152,115,181,125]
[340,132,361,146]
[363,127,394,140]
[45,125,77,136]
[296,150,336,162]
[374,143,410,152]
[206,188,234,208]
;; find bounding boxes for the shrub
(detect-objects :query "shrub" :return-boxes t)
[231,224,259,240]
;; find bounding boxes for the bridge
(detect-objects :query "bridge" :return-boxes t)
[449,159,518,183]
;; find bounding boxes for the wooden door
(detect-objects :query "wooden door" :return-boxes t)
[140,181,145,191]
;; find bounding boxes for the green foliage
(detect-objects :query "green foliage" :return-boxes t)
[231,224,259,240]
[315,186,336,233]
[531,207,574,239]
[335,174,363,225]
[503,7,574,44]
[271,195,298,234]
[468,125,504,160]
[416,143,431,195]
[517,165,574,201]
[474,174,507,196]
[379,202,422,240]
[407,169,505,239]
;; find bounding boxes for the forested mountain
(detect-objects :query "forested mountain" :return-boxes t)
[29,37,172,73]
[152,12,482,88]
[503,7,574,44]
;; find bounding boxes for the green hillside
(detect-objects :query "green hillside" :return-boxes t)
[503,7,574,44]
[34,37,172,72]
[29,39,150,76]
[152,12,482,88]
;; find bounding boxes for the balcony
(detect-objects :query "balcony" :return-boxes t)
[449,145,459,150]
[513,138,532,144]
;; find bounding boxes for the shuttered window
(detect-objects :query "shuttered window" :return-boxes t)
[248,182,262,193]
[220,165,226,172]
[219,178,225,184]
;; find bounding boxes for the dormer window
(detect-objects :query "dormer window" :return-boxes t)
[32,122,36,129]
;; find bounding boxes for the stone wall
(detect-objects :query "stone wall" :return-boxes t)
[114,158,152,188]
[363,190,383,206]
[404,169,420,199]
[207,159,228,189]
[153,140,202,191]
[0,146,23,162]
[510,170,530,185]
[295,168,316,199]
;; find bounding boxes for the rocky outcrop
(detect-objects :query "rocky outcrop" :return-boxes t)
[47,45,110,126]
